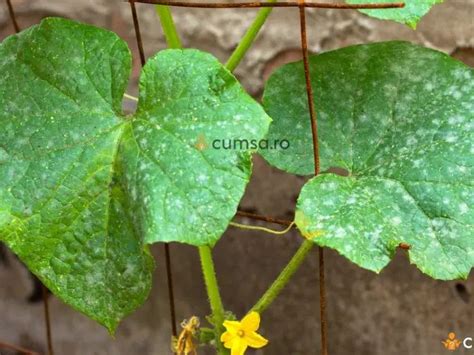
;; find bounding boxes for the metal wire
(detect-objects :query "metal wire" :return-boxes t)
[297,2,326,353]
[42,285,54,355]
[130,0,405,10]
[0,341,39,355]
[5,0,20,32]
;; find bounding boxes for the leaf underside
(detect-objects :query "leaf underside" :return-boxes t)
[262,41,473,280]
[346,0,444,28]
[0,18,270,330]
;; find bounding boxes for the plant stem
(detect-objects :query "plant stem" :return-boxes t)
[225,0,277,72]
[156,0,275,73]
[156,5,182,49]
[123,93,138,102]
[251,239,314,313]
[229,221,295,235]
[199,246,227,355]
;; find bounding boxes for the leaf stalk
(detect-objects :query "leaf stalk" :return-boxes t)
[251,239,314,313]
[225,0,277,72]
[156,5,182,48]
[199,246,228,354]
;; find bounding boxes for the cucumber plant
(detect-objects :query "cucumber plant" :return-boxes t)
[0,1,471,354]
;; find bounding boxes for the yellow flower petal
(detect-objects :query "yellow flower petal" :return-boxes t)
[240,312,260,332]
[220,331,235,344]
[221,312,268,354]
[246,331,269,349]
[224,341,234,349]
[223,320,241,335]
[231,337,248,355]
[222,337,235,349]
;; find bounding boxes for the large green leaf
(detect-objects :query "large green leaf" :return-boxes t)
[262,42,473,280]
[0,17,150,333]
[123,49,270,245]
[346,0,443,28]
[0,18,270,330]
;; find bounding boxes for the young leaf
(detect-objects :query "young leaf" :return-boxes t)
[262,42,473,280]
[124,49,271,246]
[0,18,270,330]
[346,0,444,28]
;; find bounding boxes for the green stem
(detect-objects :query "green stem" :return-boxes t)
[229,221,295,235]
[251,239,314,313]
[225,0,277,72]
[199,246,227,355]
[156,5,182,49]
[156,1,274,72]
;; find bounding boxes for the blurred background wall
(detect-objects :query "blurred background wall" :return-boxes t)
[0,0,473,354]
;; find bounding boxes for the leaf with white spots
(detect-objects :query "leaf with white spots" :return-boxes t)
[121,49,271,245]
[346,0,443,28]
[263,41,473,280]
[0,18,153,333]
[0,18,270,330]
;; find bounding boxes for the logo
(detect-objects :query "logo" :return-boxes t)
[443,333,462,351]
[193,134,291,151]
[194,134,208,151]
[442,332,473,351]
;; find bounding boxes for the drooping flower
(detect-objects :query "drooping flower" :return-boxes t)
[220,311,268,355]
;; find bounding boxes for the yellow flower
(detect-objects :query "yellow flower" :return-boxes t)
[220,312,268,355]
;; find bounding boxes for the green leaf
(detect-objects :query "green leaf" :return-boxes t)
[0,18,270,330]
[263,41,473,279]
[0,17,152,333]
[346,0,444,29]
[125,49,271,246]
[346,0,443,28]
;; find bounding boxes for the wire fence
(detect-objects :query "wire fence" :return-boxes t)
[2,1,404,354]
